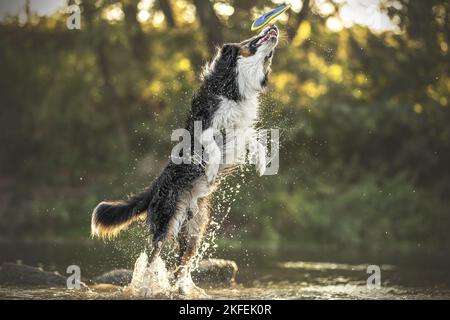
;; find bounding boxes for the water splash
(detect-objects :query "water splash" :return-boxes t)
[196,170,243,266]
[125,167,248,298]
[126,252,172,298]
[126,251,209,298]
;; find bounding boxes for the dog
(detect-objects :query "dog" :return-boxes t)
[91,25,279,294]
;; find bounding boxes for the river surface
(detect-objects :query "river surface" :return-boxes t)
[1,240,450,299]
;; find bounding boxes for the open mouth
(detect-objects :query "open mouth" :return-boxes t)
[254,26,278,47]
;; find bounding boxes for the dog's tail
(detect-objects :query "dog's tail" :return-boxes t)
[91,188,152,239]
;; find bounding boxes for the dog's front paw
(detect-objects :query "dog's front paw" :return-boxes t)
[254,143,267,176]
[204,140,221,185]
[256,152,266,176]
[206,162,219,184]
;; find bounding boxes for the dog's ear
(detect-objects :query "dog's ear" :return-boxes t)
[220,44,238,58]
[218,44,239,69]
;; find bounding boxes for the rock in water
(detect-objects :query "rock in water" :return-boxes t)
[0,263,67,287]
[192,259,238,288]
[93,258,238,288]
[0,258,238,289]
[93,269,133,286]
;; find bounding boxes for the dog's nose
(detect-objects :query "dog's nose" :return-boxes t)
[258,25,278,39]
[267,25,279,35]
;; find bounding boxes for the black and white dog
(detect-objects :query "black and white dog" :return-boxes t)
[91,25,279,294]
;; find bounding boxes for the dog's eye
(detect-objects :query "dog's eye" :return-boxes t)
[247,41,258,54]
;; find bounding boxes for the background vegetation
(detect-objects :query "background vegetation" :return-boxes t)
[0,0,449,255]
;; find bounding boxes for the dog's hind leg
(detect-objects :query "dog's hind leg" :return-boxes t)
[176,233,203,275]
[174,197,211,295]
[148,235,165,265]
[174,236,207,295]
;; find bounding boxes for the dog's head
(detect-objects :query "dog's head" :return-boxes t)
[202,25,279,100]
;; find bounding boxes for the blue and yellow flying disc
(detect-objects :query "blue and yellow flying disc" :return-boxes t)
[251,4,291,31]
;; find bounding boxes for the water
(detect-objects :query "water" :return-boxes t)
[126,253,172,297]
[1,240,450,299]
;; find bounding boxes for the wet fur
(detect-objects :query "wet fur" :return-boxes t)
[91,26,279,290]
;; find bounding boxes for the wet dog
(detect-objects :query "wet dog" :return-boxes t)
[91,25,279,294]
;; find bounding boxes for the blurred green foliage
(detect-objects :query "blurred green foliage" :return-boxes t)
[0,0,449,252]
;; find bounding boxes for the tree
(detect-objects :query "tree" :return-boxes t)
[158,0,177,28]
[192,0,223,53]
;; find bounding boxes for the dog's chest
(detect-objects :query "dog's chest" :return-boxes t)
[210,95,259,166]
[211,96,258,131]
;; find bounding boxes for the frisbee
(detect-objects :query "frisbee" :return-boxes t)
[251,4,291,31]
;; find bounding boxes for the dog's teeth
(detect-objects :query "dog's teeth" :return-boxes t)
[256,31,277,47]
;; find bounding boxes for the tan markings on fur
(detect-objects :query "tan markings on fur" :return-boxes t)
[239,46,252,57]
[174,235,201,278]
